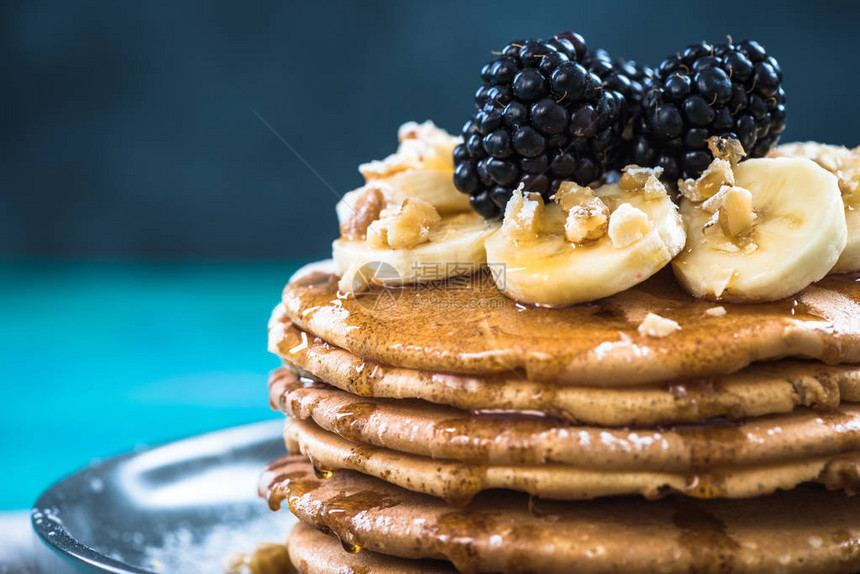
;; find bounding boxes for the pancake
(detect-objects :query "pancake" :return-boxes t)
[287,522,457,574]
[263,458,860,574]
[269,322,860,425]
[279,261,860,386]
[284,417,860,503]
[272,369,860,472]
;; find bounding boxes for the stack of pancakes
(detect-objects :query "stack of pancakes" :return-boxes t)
[262,261,860,573]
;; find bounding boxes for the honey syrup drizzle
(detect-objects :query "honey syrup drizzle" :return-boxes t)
[282,268,860,386]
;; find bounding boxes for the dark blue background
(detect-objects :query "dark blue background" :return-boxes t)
[3,0,859,259]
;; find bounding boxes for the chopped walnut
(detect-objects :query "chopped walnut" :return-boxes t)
[707,136,746,166]
[366,197,441,249]
[554,181,597,211]
[553,182,609,244]
[705,306,727,317]
[503,188,546,241]
[702,185,757,239]
[638,312,680,338]
[608,203,652,248]
[565,201,609,244]
[642,175,669,200]
[718,186,757,237]
[678,159,735,202]
[619,165,664,192]
[339,185,386,240]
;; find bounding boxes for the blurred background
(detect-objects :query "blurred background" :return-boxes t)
[2,0,859,511]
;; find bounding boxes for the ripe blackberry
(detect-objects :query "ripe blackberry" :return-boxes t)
[586,48,655,169]
[454,33,629,218]
[632,40,786,181]
[586,49,655,111]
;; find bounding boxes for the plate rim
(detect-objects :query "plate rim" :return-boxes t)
[31,419,285,574]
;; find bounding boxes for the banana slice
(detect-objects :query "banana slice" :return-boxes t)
[484,177,686,307]
[769,142,860,273]
[672,157,847,302]
[343,121,469,215]
[337,169,468,223]
[333,212,498,290]
[333,122,493,292]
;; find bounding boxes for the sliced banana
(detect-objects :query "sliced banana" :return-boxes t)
[338,169,469,221]
[484,178,686,307]
[333,122,492,292]
[769,142,860,273]
[340,121,469,216]
[333,212,498,291]
[672,157,847,302]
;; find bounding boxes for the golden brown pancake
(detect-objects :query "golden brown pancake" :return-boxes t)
[272,369,860,471]
[265,262,860,571]
[279,262,860,386]
[268,320,860,425]
[263,458,860,574]
[284,417,860,503]
[287,522,457,574]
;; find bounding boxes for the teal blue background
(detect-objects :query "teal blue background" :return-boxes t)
[0,260,300,510]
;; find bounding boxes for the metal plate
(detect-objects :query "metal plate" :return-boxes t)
[31,420,293,573]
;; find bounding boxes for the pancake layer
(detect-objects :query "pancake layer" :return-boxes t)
[271,369,860,471]
[287,522,457,574]
[264,457,860,574]
[279,262,860,385]
[284,416,860,503]
[270,321,860,426]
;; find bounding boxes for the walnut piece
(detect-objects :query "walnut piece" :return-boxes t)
[564,200,609,244]
[366,197,441,249]
[502,188,546,241]
[339,185,386,240]
[553,182,609,244]
[608,203,652,248]
[619,165,664,192]
[718,186,757,237]
[678,159,735,202]
[705,306,727,317]
[638,312,680,338]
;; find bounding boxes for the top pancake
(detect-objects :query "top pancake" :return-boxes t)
[280,261,860,385]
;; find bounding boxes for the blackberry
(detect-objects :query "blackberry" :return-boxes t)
[632,39,786,181]
[585,48,655,169]
[454,32,630,218]
[586,49,655,111]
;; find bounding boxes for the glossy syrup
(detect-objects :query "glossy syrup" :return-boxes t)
[265,457,860,573]
[282,268,860,385]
